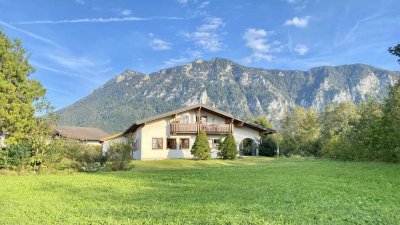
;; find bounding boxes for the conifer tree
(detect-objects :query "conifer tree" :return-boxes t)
[191,130,210,160]
[218,133,238,160]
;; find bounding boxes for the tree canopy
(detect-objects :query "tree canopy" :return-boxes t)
[0,31,46,144]
[388,44,400,63]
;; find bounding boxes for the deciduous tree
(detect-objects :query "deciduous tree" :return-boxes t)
[0,31,46,144]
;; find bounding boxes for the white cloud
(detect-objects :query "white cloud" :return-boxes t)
[164,49,202,67]
[293,44,309,55]
[75,0,85,4]
[284,16,310,28]
[149,38,172,51]
[184,17,225,52]
[0,20,60,47]
[15,16,183,25]
[199,1,210,8]
[164,57,189,67]
[121,9,132,16]
[177,0,189,6]
[242,28,284,63]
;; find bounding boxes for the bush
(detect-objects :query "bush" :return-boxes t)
[1,142,33,171]
[45,139,103,172]
[218,133,238,160]
[191,130,211,160]
[105,142,132,171]
[259,136,277,157]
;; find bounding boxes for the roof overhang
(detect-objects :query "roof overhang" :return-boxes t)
[123,104,276,135]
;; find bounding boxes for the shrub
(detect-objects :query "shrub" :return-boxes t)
[1,142,33,171]
[218,133,238,160]
[105,142,132,171]
[259,136,277,157]
[191,130,211,160]
[45,139,103,172]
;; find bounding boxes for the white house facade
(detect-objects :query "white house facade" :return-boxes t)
[101,104,275,160]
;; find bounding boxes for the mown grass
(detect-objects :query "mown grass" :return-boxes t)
[1,157,399,224]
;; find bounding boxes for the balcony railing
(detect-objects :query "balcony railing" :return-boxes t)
[170,123,231,134]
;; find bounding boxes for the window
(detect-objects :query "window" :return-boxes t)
[152,138,163,149]
[180,138,190,149]
[179,115,190,123]
[132,140,138,151]
[208,139,220,148]
[213,139,219,148]
[167,138,177,149]
[196,116,208,123]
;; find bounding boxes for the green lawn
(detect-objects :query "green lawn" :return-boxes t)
[1,158,399,225]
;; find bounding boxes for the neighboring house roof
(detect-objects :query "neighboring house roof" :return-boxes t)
[99,133,124,143]
[124,104,276,134]
[54,126,109,141]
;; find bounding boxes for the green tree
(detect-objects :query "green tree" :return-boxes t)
[258,135,277,157]
[348,98,383,161]
[30,98,58,172]
[218,133,238,160]
[191,130,211,160]
[250,116,274,129]
[281,107,320,156]
[388,44,400,63]
[250,116,281,157]
[380,82,400,162]
[0,31,46,144]
[319,102,360,160]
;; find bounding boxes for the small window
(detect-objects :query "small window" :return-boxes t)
[180,138,190,149]
[201,116,207,123]
[167,138,177,149]
[132,140,138,150]
[213,139,219,148]
[179,115,190,123]
[208,139,220,148]
[152,138,163,149]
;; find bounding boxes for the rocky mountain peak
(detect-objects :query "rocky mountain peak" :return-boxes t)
[57,60,400,133]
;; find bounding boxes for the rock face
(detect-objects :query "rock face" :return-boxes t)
[56,58,400,133]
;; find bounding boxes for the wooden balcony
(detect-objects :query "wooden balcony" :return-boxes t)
[170,123,231,134]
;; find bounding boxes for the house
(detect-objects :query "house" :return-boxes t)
[53,126,109,145]
[101,104,275,160]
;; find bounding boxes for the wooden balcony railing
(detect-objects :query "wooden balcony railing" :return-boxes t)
[170,123,231,134]
[170,123,198,134]
[200,124,231,134]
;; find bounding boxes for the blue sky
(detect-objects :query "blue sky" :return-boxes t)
[0,0,399,109]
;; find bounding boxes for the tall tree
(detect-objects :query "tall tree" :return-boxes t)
[0,31,45,144]
[250,116,274,129]
[388,44,400,63]
[281,107,320,156]
[348,98,383,161]
[380,82,400,162]
[319,102,360,159]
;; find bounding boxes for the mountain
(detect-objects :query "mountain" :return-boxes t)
[56,58,400,133]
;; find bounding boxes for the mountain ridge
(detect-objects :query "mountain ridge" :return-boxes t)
[57,58,400,133]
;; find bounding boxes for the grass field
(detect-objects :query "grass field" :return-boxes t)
[1,157,399,224]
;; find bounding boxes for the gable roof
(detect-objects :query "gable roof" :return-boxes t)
[124,104,275,134]
[99,133,124,143]
[54,126,109,141]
